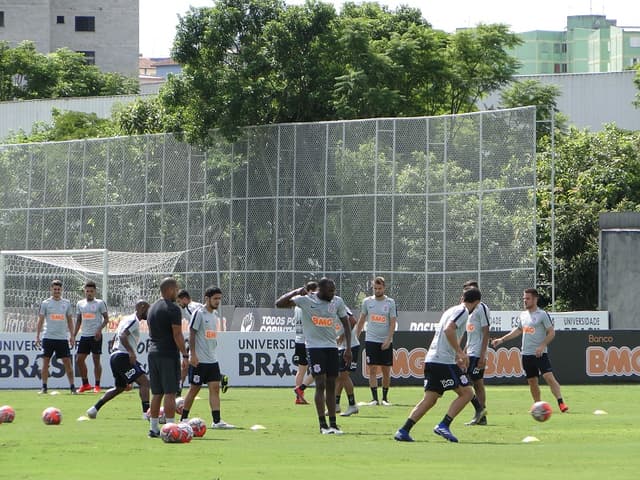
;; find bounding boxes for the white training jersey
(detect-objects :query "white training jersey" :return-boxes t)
[465,301,490,357]
[39,297,73,340]
[518,308,554,355]
[190,307,221,364]
[361,296,397,343]
[292,293,347,349]
[180,301,203,322]
[425,304,469,364]
[76,298,108,336]
[111,314,141,355]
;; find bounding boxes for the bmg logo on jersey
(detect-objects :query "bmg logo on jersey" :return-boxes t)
[239,352,295,377]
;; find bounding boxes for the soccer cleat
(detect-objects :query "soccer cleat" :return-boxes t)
[320,427,333,434]
[142,413,150,421]
[211,420,235,429]
[148,429,160,438]
[559,402,569,413]
[394,428,414,442]
[86,406,98,419]
[93,386,101,393]
[477,416,487,425]
[465,408,488,426]
[366,400,379,406]
[78,384,93,393]
[433,423,459,443]
[221,375,230,394]
[381,400,393,406]
[293,386,307,404]
[340,405,359,417]
[38,388,48,395]
[329,426,344,435]
[70,387,78,395]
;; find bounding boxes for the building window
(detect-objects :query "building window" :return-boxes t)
[632,58,640,66]
[77,50,95,65]
[75,16,95,32]
[0,11,5,28]
[553,63,568,73]
[57,16,64,24]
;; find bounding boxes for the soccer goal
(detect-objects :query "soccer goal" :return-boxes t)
[0,249,185,332]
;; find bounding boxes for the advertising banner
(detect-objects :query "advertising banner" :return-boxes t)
[1,329,635,389]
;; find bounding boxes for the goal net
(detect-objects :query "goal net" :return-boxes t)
[0,249,184,332]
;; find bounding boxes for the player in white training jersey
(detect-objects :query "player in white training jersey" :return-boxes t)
[461,280,491,426]
[492,288,568,413]
[86,300,151,419]
[74,280,109,393]
[277,278,352,434]
[356,276,397,406]
[35,279,77,395]
[180,287,234,429]
[394,288,481,443]
[293,281,318,404]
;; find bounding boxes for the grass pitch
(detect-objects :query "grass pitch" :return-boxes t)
[0,384,638,479]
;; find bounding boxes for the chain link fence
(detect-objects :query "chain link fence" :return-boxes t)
[0,107,537,326]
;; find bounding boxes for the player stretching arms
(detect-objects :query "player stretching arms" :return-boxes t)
[35,279,77,395]
[461,281,491,426]
[74,280,109,393]
[86,300,151,419]
[492,288,568,413]
[277,278,352,434]
[180,287,234,429]
[292,281,318,404]
[336,310,360,417]
[356,277,397,406]
[394,288,481,443]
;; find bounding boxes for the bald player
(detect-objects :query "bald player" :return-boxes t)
[277,278,352,434]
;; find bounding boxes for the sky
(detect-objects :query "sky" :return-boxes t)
[139,0,640,58]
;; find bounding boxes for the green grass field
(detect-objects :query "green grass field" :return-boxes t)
[0,384,638,479]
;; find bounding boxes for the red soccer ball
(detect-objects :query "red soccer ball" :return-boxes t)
[530,401,553,422]
[42,407,62,425]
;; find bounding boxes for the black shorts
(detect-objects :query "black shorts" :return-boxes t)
[339,345,360,372]
[365,341,393,366]
[307,347,339,378]
[468,356,485,381]
[148,351,180,395]
[42,339,71,359]
[188,362,221,385]
[293,343,308,366]
[423,362,470,395]
[77,336,103,355]
[110,353,146,388]
[522,354,553,379]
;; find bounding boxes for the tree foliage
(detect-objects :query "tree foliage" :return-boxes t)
[0,41,138,101]
[161,0,521,144]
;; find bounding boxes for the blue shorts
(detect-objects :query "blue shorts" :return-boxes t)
[110,352,146,388]
[522,354,553,378]
[423,362,470,395]
[307,347,339,378]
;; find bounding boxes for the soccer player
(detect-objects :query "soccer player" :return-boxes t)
[74,280,109,393]
[276,277,352,434]
[461,280,491,426]
[491,288,569,413]
[177,289,229,394]
[146,277,189,438]
[292,281,318,405]
[336,310,360,417]
[35,279,77,395]
[394,288,482,443]
[356,276,397,406]
[86,300,151,419]
[179,286,234,429]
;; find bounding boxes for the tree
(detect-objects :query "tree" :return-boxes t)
[162,1,522,145]
[633,64,640,108]
[5,109,116,143]
[0,41,138,101]
[500,79,566,139]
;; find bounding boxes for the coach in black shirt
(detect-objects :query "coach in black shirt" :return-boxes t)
[146,277,188,438]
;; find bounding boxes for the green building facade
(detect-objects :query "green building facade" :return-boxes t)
[510,15,640,74]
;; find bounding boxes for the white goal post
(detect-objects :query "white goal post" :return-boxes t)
[0,249,185,332]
